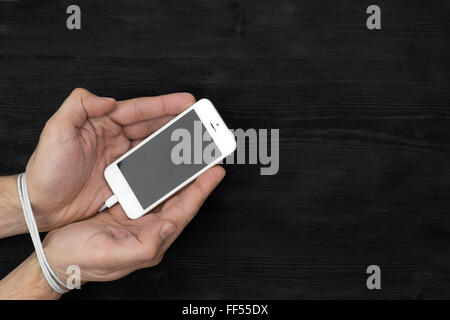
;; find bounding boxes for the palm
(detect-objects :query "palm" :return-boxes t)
[25,89,196,230]
[46,209,152,282]
[28,117,129,229]
[45,164,226,283]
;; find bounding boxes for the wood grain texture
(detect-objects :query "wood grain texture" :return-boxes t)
[0,0,449,299]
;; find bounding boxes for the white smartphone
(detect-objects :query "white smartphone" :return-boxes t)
[104,98,236,219]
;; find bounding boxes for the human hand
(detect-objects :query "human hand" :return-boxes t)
[24,88,195,232]
[43,166,225,282]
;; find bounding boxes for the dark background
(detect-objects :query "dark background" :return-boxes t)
[0,0,449,299]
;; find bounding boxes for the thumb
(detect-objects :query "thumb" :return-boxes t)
[132,219,177,263]
[52,88,116,129]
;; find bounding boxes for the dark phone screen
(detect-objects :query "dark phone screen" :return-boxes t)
[117,109,221,209]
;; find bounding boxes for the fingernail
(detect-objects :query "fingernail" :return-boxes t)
[100,96,116,102]
[160,223,176,241]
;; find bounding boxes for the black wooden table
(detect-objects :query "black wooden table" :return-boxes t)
[0,0,449,299]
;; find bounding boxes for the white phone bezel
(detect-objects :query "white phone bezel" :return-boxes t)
[104,98,236,219]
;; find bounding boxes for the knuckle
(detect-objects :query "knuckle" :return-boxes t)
[70,87,88,97]
[142,244,159,262]
[44,118,55,129]
[153,254,164,266]
[43,117,59,133]
[183,92,195,103]
[133,99,144,121]
[43,116,67,134]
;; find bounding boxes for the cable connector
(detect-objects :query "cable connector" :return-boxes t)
[98,195,118,212]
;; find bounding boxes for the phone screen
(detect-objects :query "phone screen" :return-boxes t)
[117,109,222,209]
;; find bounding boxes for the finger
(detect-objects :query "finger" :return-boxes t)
[126,166,225,264]
[158,166,226,230]
[130,139,142,148]
[132,219,177,263]
[155,167,226,256]
[109,92,195,126]
[122,115,174,140]
[160,189,183,211]
[95,214,169,268]
[51,88,116,128]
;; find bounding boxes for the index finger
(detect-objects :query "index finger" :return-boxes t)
[109,92,195,126]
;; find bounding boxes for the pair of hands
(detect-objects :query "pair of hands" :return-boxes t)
[22,88,225,284]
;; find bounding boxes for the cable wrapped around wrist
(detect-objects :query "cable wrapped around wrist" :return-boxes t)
[17,173,70,294]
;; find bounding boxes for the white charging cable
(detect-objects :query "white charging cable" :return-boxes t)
[18,173,118,293]
[17,173,70,294]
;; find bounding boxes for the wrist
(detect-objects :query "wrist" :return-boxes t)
[1,173,56,237]
[0,253,62,300]
[0,175,27,237]
[43,230,87,288]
